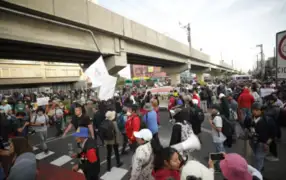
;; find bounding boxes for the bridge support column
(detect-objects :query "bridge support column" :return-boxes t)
[104,52,127,75]
[163,64,188,86]
[169,74,181,85]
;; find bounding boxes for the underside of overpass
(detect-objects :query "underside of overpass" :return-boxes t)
[0,38,101,63]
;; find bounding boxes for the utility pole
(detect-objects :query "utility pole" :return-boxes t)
[179,22,191,56]
[256,44,264,79]
[256,54,259,70]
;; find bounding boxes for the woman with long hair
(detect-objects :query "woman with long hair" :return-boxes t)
[152,147,183,180]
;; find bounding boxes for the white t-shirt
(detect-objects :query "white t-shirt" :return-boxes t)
[0,104,12,114]
[211,116,226,143]
[32,114,48,132]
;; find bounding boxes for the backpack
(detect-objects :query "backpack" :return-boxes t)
[190,107,204,124]
[117,113,126,132]
[219,115,234,137]
[176,121,193,141]
[99,119,115,141]
[229,108,238,121]
[33,115,48,125]
[139,113,148,130]
[196,107,205,124]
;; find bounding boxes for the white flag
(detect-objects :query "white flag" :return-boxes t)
[98,75,117,100]
[84,56,109,88]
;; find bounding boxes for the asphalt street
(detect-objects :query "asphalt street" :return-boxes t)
[32,109,286,180]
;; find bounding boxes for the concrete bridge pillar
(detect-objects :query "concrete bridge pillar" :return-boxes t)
[162,64,188,86]
[169,74,181,85]
[104,52,127,75]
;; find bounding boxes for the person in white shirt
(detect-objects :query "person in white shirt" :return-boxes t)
[0,100,12,115]
[30,108,49,154]
[209,105,226,152]
[54,103,64,136]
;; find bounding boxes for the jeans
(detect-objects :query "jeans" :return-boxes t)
[106,144,120,171]
[37,131,48,151]
[250,141,266,172]
[269,140,278,157]
[121,133,128,153]
[214,142,225,152]
[241,108,251,122]
[55,118,63,135]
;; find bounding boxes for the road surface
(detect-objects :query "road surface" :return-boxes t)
[32,109,286,180]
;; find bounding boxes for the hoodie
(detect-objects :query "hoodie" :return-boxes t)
[238,89,254,109]
[7,152,37,180]
[152,169,180,180]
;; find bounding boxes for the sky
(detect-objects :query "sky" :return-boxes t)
[95,0,286,74]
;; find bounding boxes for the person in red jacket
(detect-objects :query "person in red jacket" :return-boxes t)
[238,88,254,121]
[125,105,141,152]
[152,147,183,180]
[192,89,201,108]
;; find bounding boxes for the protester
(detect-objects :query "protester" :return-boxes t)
[219,153,262,180]
[238,88,254,121]
[152,147,182,180]
[130,129,160,180]
[117,107,128,154]
[245,102,276,172]
[209,105,226,152]
[30,107,49,154]
[7,137,37,180]
[71,127,100,180]
[103,110,123,171]
[63,103,95,139]
[125,105,141,152]
[142,103,159,139]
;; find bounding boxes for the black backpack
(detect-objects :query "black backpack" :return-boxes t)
[139,113,147,130]
[99,120,115,141]
[218,115,234,137]
[197,108,205,124]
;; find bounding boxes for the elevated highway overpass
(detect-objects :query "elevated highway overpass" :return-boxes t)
[0,0,235,84]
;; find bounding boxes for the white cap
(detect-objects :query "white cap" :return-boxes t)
[219,93,225,99]
[133,129,153,142]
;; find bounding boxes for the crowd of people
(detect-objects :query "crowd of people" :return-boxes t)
[0,79,285,180]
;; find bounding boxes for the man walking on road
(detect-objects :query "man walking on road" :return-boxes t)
[71,127,100,180]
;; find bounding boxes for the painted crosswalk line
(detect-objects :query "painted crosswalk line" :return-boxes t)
[50,155,73,166]
[36,151,55,160]
[100,167,128,180]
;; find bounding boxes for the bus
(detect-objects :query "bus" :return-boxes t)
[231,75,252,82]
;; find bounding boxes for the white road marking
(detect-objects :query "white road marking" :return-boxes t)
[36,151,55,160]
[50,155,72,166]
[100,167,128,180]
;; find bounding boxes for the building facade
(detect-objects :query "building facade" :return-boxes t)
[130,64,166,78]
[0,60,83,86]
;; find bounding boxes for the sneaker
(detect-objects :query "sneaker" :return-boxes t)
[117,162,123,167]
[265,156,279,162]
[44,149,49,154]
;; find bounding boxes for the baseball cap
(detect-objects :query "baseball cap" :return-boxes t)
[251,102,262,110]
[72,127,89,138]
[220,153,252,180]
[133,129,153,141]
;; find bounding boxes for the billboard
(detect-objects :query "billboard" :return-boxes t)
[276,30,286,79]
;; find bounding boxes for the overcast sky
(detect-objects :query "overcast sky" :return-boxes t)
[97,0,286,73]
